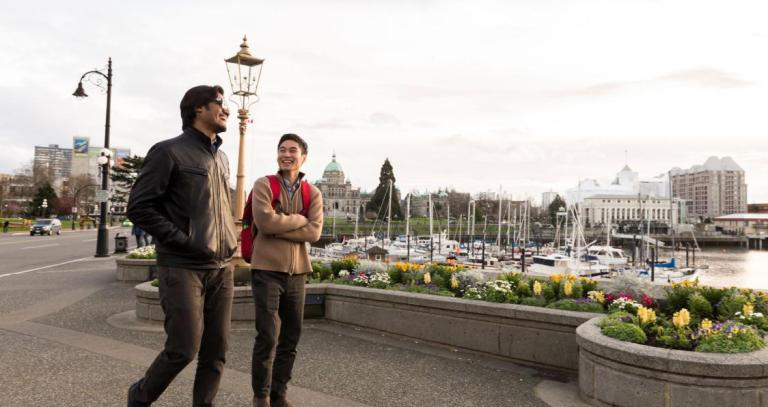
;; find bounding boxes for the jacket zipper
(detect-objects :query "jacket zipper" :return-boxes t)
[211,151,223,266]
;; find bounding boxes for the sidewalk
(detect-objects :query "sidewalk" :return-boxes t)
[0,258,587,406]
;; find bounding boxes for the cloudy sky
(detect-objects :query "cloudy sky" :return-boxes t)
[2,0,767,203]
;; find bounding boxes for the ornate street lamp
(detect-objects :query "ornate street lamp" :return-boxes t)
[224,36,264,220]
[72,58,113,257]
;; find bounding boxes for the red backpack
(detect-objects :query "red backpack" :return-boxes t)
[241,175,311,263]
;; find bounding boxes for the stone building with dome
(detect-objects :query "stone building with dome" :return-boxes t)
[315,153,367,218]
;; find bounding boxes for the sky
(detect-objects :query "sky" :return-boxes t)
[2,0,767,204]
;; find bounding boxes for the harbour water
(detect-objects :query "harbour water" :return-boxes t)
[659,248,768,290]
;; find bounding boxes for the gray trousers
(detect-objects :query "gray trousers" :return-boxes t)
[130,265,234,406]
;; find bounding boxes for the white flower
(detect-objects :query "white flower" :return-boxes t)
[339,270,350,278]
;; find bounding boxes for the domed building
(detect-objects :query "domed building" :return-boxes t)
[315,153,366,218]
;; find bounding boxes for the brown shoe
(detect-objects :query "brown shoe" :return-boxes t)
[253,397,271,407]
[270,397,295,407]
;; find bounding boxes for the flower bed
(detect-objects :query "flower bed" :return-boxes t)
[597,280,767,353]
[578,280,768,407]
[311,258,610,313]
[116,246,157,282]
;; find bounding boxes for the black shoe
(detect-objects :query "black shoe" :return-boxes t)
[127,381,149,407]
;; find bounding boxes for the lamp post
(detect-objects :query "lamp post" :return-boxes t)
[224,36,264,221]
[72,58,113,257]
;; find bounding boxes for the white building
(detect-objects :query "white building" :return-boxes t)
[579,194,686,227]
[566,165,670,205]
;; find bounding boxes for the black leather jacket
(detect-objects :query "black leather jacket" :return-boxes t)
[127,127,238,269]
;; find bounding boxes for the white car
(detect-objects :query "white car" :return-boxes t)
[30,218,62,236]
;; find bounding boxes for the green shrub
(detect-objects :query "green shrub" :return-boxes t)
[546,299,604,313]
[519,296,547,307]
[698,286,727,312]
[696,326,766,353]
[718,294,749,320]
[515,283,532,298]
[151,278,159,287]
[547,298,603,313]
[540,282,557,302]
[331,258,359,275]
[665,285,695,313]
[657,326,693,350]
[311,260,333,281]
[601,323,647,344]
[499,272,523,286]
[687,293,713,320]
[387,267,402,284]
[431,274,447,290]
[599,312,637,330]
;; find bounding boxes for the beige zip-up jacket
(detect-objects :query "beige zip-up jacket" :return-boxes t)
[249,173,324,274]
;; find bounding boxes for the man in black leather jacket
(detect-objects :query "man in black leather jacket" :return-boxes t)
[126,85,238,407]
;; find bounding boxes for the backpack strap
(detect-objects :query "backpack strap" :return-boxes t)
[242,176,282,228]
[266,175,282,210]
[300,180,311,217]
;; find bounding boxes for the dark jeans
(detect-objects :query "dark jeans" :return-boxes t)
[251,270,306,399]
[129,265,234,406]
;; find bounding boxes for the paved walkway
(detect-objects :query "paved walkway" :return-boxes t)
[0,257,588,406]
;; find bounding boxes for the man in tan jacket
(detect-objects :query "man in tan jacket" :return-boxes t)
[250,134,323,407]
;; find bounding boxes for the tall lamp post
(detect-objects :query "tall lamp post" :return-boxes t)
[72,58,113,257]
[224,36,264,221]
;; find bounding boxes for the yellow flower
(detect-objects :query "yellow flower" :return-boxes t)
[700,318,713,334]
[672,309,691,329]
[566,274,577,283]
[637,306,657,325]
[593,291,605,304]
[550,274,563,283]
[564,281,573,297]
[533,281,542,296]
[423,272,431,285]
[450,274,459,290]
[743,303,754,317]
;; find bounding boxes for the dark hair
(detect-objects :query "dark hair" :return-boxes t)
[278,133,308,155]
[179,85,225,130]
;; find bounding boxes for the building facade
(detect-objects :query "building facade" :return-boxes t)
[579,194,686,227]
[670,156,747,221]
[748,204,768,214]
[33,144,73,193]
[315,153,366,218]
[566,165,669,204]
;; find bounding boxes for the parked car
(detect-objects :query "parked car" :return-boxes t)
[121,219,133,227]
[30,218,62,236]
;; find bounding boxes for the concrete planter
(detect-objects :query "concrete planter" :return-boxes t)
[134,282,326,322]
[322,285,600,372]
[116,258,157,282]
[576,317,768,407]
[134,282,599,371]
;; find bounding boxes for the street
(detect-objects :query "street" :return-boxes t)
[0,227,132,276]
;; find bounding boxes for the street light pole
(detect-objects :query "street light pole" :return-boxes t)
[73,58,112,257]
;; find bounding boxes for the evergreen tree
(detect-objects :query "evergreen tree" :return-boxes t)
[110,155,144,208]
[547,195,566,226]
[30,182,57,217]
[365,158,403,220]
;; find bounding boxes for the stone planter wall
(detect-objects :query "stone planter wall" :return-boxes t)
[576,317,768,407]
[322,285,600,372]
[134,282,327,322]
[116,258,157,282]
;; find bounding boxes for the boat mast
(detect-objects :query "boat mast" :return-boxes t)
[497,187,502,249]
[386,179,392,242]
[405,193,410,243]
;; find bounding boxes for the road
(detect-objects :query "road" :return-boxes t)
[0,226,133,276]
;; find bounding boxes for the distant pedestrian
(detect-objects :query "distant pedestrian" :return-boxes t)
[2,220,9,233]
[126,85,237,406]
[131,224,149,247]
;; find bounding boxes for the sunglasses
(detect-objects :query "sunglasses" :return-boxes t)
[211,98,226,106]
